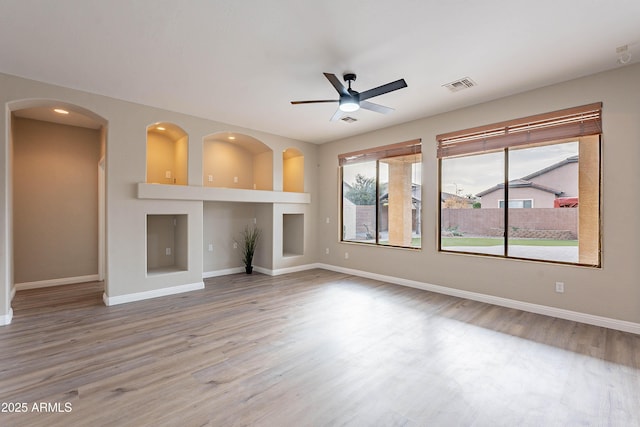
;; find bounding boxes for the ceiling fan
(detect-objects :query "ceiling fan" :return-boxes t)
[291,73,407,121]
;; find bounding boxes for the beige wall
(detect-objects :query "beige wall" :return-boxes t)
[174,135,188,185]
[202,202,259,272]
[147,214,189,271]
[283,153,304,192]
[317,64,640,324]
[146,131,188,185]
[203,140,253,188]
[253,151,274,191]
[0,72,317,321]
[12,117,100,283]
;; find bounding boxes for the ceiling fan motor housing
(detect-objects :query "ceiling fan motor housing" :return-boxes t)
[340,73,360,111]
[343,73,357,83]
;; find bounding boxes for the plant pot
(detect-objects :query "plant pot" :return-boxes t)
[245,266,253,274]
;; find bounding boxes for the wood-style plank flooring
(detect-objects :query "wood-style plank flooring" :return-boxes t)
[1,269,639,426]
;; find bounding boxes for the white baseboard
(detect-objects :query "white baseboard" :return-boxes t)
[15,274,100,291]
[254,263,321,276]
[0,308,13,326]
[103,281,204,306]
[204,264,321,278]
[316,263,640,335]
[203,267,245,278]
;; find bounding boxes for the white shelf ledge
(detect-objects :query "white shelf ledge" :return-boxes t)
[138,183,311,204]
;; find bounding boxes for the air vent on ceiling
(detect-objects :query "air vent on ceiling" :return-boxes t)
[341,116,357,123]
[443,77,477,92]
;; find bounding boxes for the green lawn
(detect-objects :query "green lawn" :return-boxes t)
[441,237,578,247]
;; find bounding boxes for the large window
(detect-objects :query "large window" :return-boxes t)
[437,103,601,266]
[340,140,422,249]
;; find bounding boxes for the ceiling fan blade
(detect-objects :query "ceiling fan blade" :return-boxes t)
[359,78,407,101]
[291,100,337,105]
[360,101,395,114]
[330,108,344,122]
[324,73,349,97]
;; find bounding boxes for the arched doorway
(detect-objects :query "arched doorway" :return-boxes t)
[8,100,107,312]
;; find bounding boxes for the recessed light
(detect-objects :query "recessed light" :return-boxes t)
[156,126,165,131]
[53,108,69,115]
[228,136,236,140]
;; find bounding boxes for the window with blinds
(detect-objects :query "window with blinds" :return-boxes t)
[339,139,422,249]
[437,103,601,267]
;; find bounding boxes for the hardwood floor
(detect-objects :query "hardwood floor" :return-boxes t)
[1,269,639,426]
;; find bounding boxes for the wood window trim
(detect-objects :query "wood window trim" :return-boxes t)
[338,139,421,166]
[436,103,602,159]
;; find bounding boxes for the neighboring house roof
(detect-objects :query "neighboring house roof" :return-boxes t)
[520,155,578,181]
[476,155,576,197]
[476,179,564,197]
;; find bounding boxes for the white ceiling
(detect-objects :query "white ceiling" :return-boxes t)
[1,1,638,144]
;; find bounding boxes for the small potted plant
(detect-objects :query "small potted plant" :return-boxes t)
[241,224,261,274]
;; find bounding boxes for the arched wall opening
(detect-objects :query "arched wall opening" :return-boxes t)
[202,132,273,190]
[146,122,188,185]
[8,99,107,304]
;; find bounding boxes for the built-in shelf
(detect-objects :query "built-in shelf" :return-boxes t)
[203,133,273,190]
[283,148,304,192]
[283,213,304,256]
[147,214,188,275]
[138,183,310,204]
[147,122,188,186]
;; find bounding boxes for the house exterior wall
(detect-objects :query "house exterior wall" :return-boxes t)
[528,161,578,197]
[479,160,578,208]
[480,187,558,209]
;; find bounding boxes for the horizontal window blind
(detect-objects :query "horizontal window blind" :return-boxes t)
[338,139,421,166]
[436,103,602,159]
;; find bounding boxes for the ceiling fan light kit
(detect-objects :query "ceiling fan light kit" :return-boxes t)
[339,94,360,112]
[292,72,407,121]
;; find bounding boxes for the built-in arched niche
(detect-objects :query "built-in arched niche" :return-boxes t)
[203,132,273,190]
[146,122,188,185]
[283,147,304,192]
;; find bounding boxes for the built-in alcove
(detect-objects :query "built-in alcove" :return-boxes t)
[203,132,273,190]
[10,101,107,288]
[283,148,304,192]
[146,214,188,275]
[147,122,188,185]
[282,213,304,257]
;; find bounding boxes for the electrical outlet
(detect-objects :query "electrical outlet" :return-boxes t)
[344,252,349,260]
[233,242,238,249]
[208,244,213,252]
[165,170,172,179]
[555,282,564,293]
[208,175,213,182]
[233,176,238,183]
[326,217,330,224]
[325,248,329,254]
[165,247,171,256]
